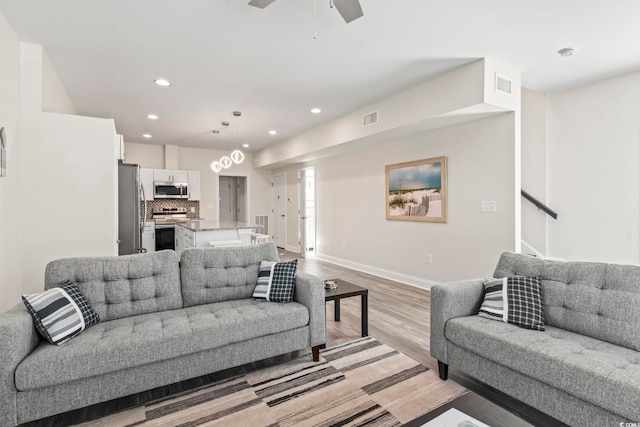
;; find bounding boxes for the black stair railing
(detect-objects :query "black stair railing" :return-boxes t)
[521,190,558,220]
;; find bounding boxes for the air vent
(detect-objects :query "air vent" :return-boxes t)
[495,74,512,95]
[362,110,379,127]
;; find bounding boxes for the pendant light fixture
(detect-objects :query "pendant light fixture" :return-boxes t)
[210,112,245,173]
[210,130,223,173]
[231,111,245,165]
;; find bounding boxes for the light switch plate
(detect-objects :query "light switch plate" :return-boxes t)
[480,201,497,213]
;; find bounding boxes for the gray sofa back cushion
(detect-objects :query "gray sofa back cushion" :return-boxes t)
[180,243,279,307]
[494,252,640,351]
[44,250,182,321]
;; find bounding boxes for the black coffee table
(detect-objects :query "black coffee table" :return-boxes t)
[324,279,368,337]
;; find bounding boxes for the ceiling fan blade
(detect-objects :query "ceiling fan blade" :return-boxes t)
[333,0,363,23]
[248,0,276,8]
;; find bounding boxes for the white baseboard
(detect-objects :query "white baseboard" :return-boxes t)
[315,253,439,290]
[285,244,300,253]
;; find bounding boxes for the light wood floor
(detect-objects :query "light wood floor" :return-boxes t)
[281,250,567,427]
[279,250,436,371]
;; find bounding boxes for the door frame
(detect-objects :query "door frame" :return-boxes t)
[216,173,250,223]
[272,172,287,249]
[298,166,316,257]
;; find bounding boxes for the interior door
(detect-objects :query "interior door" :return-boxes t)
[272,173,286,248]
[299,167,316,257]
[219,176,234,222]
[219,176,247,223]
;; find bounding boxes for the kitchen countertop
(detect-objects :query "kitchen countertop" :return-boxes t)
[177,220,254,232]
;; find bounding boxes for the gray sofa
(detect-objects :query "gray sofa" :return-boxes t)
[0,242,325,426]
[431,252,640,427]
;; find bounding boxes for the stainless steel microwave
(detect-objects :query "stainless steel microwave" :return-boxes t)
[154,181,189,199]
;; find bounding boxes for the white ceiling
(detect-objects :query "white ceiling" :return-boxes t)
[1,0,639,152]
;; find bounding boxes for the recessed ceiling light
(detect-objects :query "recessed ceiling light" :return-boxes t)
[142,133,152,138]
[311,108,322,114]
[154,79,171,87]
[147,114,159,120]
[558,47,576,58]
[242,144,250,148]
[268,130,277,135]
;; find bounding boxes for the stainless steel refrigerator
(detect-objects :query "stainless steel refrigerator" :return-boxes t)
[118,162,147,255]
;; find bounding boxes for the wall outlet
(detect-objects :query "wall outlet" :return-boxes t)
[341,240,347,248]
[190,207,195,213]
[480,201,497,213]
[426,253,433,264]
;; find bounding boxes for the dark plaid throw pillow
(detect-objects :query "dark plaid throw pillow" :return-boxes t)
[252,259,298,303]
[478,276,544,331]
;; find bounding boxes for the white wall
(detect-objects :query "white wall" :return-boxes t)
[276,113,517,286]
[125,143,272,222]
[19,113,117,294]
[0,30,117,310]
[521,88,549,255]
[42,51,77,115]
[18,43,117,294]
[547,70,640,264]
[0,11,22,313]
[125,142,164,168]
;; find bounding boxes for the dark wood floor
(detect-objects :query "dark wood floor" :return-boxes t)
[25,249,566,427]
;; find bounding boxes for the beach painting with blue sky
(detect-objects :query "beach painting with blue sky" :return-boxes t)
[386,156,447,222]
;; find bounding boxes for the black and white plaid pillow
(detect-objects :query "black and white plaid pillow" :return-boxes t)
[478,276,544,330]
[252,259,297,303]
[22,280,100,345]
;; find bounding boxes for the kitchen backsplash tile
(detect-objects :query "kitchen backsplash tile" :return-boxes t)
[143,200,200,220]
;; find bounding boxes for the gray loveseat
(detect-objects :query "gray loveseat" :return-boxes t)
[0,242,325,426]
[431,252,640,426]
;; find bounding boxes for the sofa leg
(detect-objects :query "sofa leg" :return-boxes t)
[312,345,320,362]
[437,361,449,380]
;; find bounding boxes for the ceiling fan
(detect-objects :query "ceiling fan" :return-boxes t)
[248,0,364,23]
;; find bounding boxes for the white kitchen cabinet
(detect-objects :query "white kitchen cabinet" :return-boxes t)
[154,169,188,182]
[142,222,156,253]
[174,224,184,256]
[140,168,155,201]
[188,170,201,201]
[183,229,195,248]
[172,170,188,182]
[153,169,172,182]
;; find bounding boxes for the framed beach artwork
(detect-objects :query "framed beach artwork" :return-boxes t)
[385,156,447,223]
[0,127,6,177]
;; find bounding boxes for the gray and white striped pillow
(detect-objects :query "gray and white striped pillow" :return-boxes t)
[22,280,100,345]
[253,260,276,300]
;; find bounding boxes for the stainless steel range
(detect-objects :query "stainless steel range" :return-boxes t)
[152,208,189,250]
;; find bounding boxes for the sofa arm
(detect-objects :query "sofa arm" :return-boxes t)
[0,304,41,427]
[430,279,484,365]
[294,271,326,347]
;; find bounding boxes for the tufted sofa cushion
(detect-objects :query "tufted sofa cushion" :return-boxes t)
[44,250,181,321]
[494,252,640,351]
[180,243,279,307]
[445,316,640,421]
[15,298,309,391]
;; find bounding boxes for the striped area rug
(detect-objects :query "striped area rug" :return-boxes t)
[82,337,467,426]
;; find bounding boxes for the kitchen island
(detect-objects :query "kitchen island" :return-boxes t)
[175,220,255,256]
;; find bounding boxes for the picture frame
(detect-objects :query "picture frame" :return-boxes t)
[385,156,447,223]
[0,127,6,177]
